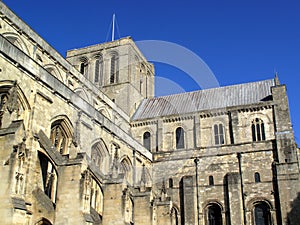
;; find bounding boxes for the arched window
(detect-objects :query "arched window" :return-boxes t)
[214,123,224,145]
[94,57,103,84]
[50,123,67,154]
[80,61,88,76]
[255,172,261,183]
[110,53,119,84]
[50,118,72,155]
[252,118,266,141]
[120,157,132,184]
[91,140,109,174]
[169,178,173,188]
[176,127,185,149]
[207,204,222,225]
[143,132,151,151]
[38,152,58,203]
[209,176,214,186]
[254,202,271,225]
[0,93,8,128]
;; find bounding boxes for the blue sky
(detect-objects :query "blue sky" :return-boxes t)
[3,0,300,143]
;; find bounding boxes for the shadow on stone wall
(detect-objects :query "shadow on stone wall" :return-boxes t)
[287,192,300,225]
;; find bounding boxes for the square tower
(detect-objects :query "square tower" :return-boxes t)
[66,37,155,116]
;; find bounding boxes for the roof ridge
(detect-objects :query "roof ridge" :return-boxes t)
[153,78,275,100]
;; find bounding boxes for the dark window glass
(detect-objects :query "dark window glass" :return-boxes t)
[252,119,266,142]
[176,127,184,149]
[254,203,271,225]
[110,54,119,84]
[208,204,222,225]
[169,178,173,188]
[80,62,87,75]
[209,176,214,186]
[214,123,224,145]
[143,132,151,151]
[255,172,261,183]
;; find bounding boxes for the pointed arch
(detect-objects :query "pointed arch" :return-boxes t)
[3,32,30,55]
[50,115,73,155]
[97,106,111,119]
[74,88,90,103]
[0,80,31,110]
[44,64,64,82]
[0,81,31,128]
[120,155,133,183]
[91,139,110,174]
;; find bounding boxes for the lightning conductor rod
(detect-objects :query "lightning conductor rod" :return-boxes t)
[112,13,115,41]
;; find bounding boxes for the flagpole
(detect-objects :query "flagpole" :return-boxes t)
[112,13,115,41]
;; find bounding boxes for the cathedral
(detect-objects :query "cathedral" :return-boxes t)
[0,2,299,225]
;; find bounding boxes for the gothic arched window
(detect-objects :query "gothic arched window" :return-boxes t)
[50,119,72,155]
[252,118,266,141]
[50,124,67,154]
[254,202,271,225]
[214,123,225,145]
[110,53,119,84]
[91,140,110,174]
[176,127,184,149]
[143,132,151,151]
[207,204,222,225]
[0,93,8,128]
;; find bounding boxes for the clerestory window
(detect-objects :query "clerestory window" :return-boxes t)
[176,127,185,149]
[214,123,225,145]
[143,132,151,151]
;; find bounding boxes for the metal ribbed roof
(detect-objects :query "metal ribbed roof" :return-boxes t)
[132,79,275,120]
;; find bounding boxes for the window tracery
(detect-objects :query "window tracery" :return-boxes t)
[50,124,67,154]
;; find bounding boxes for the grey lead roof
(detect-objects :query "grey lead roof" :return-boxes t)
[132,79,275,120]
